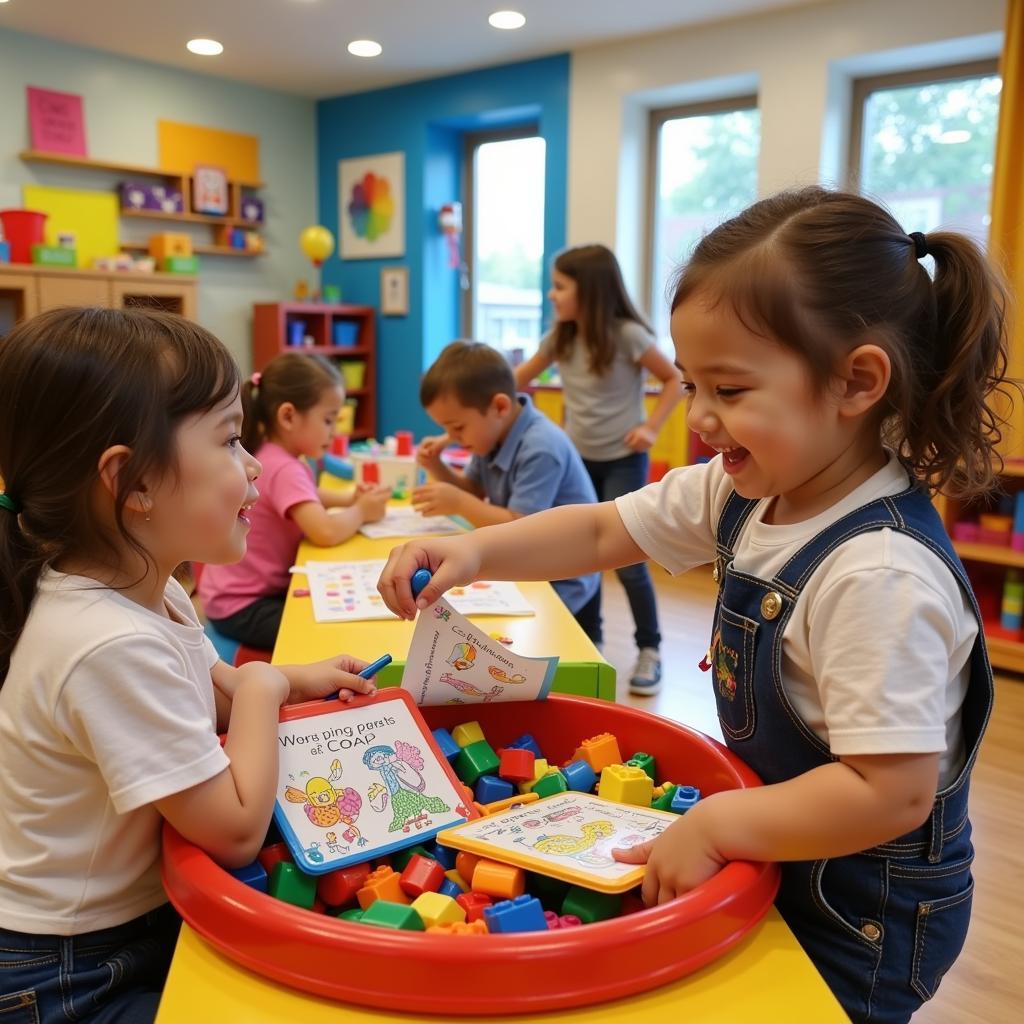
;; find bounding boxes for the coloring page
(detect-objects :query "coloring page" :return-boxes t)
[358,508,467,540]
[401,596,556,705]
[274,691,472,874]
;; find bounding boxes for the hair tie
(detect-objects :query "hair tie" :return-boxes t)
[0,492,22,515]
[909,232,929,260]
[250,371,262,387]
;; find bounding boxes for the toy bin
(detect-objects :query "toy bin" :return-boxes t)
[339,359,366,391]
[0,209,47,265]
[332,319,360,347]
[162,694,779,1016]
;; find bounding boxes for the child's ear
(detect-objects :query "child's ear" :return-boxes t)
[491,393,512,416]
[837,343,891,418]
[275,401,298,431]
[96,444,149,514]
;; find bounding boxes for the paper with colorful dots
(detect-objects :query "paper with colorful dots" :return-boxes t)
[301,559,535,622]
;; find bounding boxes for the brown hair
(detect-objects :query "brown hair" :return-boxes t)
[671,186,1011,500]
[551,244,652,375]
[420,341,515,412]
[242,352,342,454]
[0,306,239,683]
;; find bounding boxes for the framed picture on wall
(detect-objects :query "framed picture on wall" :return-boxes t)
[339,151,405,259]
[380,266,409,316]
[192,164,229,215]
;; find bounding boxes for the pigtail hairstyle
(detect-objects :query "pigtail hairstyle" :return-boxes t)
[670,186,1011,500]
[552,244,652,375]
[240,352,342,455]
[0,307,239,685]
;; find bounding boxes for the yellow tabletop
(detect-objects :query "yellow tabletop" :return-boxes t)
[272,502,614,698]
[156,913,847,1023]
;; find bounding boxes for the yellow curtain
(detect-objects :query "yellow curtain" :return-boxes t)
[990,0,1024,457]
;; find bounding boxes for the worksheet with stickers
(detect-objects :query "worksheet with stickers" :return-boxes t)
[300,559,535,622]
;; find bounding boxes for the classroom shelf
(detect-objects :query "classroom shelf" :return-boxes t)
[19,150,263,188]
[119,241,264,258]
[952,542,1024,570]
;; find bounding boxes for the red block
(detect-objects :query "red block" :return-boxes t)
[498,747,535,782]
[317,862,372,907]
[455,891,493,923]
[399,854,446,897]
[257,842,292,875]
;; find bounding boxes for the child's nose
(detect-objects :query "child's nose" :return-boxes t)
[686,393,717,434]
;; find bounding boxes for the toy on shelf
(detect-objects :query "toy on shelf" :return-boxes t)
[299,224,335,301]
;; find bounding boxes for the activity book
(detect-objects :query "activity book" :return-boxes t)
[274,689,475,874]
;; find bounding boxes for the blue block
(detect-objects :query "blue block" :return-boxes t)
[670,785,701,814]
[506,733,544,759]
[321,452,354,480]
[228,860,268,893]
[424,840,457,870]
[475,774,514,804]
[439,878,464,899]
[562,759,598,792]
[483,894,548,934]
[432,727,461,764]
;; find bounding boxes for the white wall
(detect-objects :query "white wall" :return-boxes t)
[567,0,1005,299]
[0,28,317,369]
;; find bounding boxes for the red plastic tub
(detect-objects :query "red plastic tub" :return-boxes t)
[0,210,47,264]
[162,694,779,1016]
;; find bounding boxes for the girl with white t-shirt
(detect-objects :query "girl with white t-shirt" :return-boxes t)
[515,245,683,695]
[380,188,1006,1024]
[0,308,376,1023]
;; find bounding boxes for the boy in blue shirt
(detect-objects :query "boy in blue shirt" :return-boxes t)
[414,340,601,642]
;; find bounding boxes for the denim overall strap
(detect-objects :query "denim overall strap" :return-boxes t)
[709,483,993,1023]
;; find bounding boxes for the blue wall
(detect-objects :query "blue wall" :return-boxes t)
[317,54,569,439]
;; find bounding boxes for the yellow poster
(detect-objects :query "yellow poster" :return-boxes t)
[22,185,119,269]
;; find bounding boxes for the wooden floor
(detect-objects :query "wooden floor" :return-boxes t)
[601,565,1023,1024]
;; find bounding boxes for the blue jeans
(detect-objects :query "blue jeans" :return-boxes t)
[582,452,661,650]
[0,904,180,1024]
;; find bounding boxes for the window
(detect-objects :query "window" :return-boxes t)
[463,130,546,365]
[850,61,1001,246]
[647,97,761,347]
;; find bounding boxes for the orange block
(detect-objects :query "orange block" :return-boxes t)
[356,866,409,909]
[455,851,480,884]
[427,920,488,935]
[572,732,623,774]
[148,232,193,260]
[471,859,525,900]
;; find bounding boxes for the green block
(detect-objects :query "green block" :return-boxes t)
[360,900,425,931]
[562,886,622,924]
[455,739,500,785]
[161,254,199,273]
[269,861,317,909]
[627,752,656,780]
[652,783,680,811]
[336,907,365,922]
[532,769,569,798]
[390,844,435,872]
[527,872,570,910]
[31,244,76,267]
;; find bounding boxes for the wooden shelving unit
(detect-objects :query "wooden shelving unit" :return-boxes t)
[937,459,1024,673]
[19,150,265,259]
[252,303,378,441]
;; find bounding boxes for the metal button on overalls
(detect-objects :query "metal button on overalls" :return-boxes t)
[760,591,783,619]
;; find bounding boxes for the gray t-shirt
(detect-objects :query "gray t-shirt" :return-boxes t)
[539,319,654,461]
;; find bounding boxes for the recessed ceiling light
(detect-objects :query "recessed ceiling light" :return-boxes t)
[489,10,526,30]
[348,39,383,58]
[186,38,224,56]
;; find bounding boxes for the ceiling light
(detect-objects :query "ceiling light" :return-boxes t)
[937,129,971,145]
[186,38,224,56]
[348,39,382,58]
[489,10,526,29]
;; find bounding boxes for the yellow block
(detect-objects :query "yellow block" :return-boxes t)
[517,758,549,794]
[451,721,484,748]
[22,185,118,270]
[158,120,261,183]
[598,764,654,806]
[411,892,465,929]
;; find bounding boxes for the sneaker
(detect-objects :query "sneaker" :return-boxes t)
[629,647,662,696]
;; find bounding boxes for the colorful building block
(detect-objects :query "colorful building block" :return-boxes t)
[228,860,268,893]
[545,910,584,928]
[451,720,485,748]
[399,854,446,897]
[652,783,680,812]
[573,733,623,773]
[257,842,292,875]
[527,872,570,909]
[336,907,365,922]
[455,891,494,923]
[562,886,622,924]
[506,733,544,759]
[472,859,526,900]
[148,231,192,260]
[483,894,548,934]
[498,747,535,782]
[425,840,457,870]
[390,844,435,873]
[411,891,466,928]
[360,900,425,931]
[427,919,488,935]
[432,727,461,763]
[455,740,501,785]
[562,759,598,792]
[455,851,480,883]
[670,785,701,814]
[439,878,464,899]
[598,764,654,806]
[316,862,371,906]
[356,865,409,909]
[475,774,514,804]
[517,758,550,794]
[443,869,469,893]
[532,768,569,798]
[269,861,317,909]
[626,751,656,780]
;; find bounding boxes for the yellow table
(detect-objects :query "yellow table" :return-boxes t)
[272,519,616,699]
[156,912,847,1022]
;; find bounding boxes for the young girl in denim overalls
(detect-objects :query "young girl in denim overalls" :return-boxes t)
[378,187,1008,1023]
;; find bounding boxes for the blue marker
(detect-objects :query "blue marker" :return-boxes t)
[325,653,391,701]
[411,568,432,598]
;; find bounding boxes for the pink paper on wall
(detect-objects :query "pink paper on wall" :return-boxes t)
[27,87,86,156]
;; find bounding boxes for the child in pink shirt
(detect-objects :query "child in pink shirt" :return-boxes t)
[199,353,389,648]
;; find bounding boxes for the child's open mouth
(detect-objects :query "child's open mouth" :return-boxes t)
[718,446,749,473]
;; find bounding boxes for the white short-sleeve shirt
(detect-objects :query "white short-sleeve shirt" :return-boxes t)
[616,454,975,787]
[0,571,229,934]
